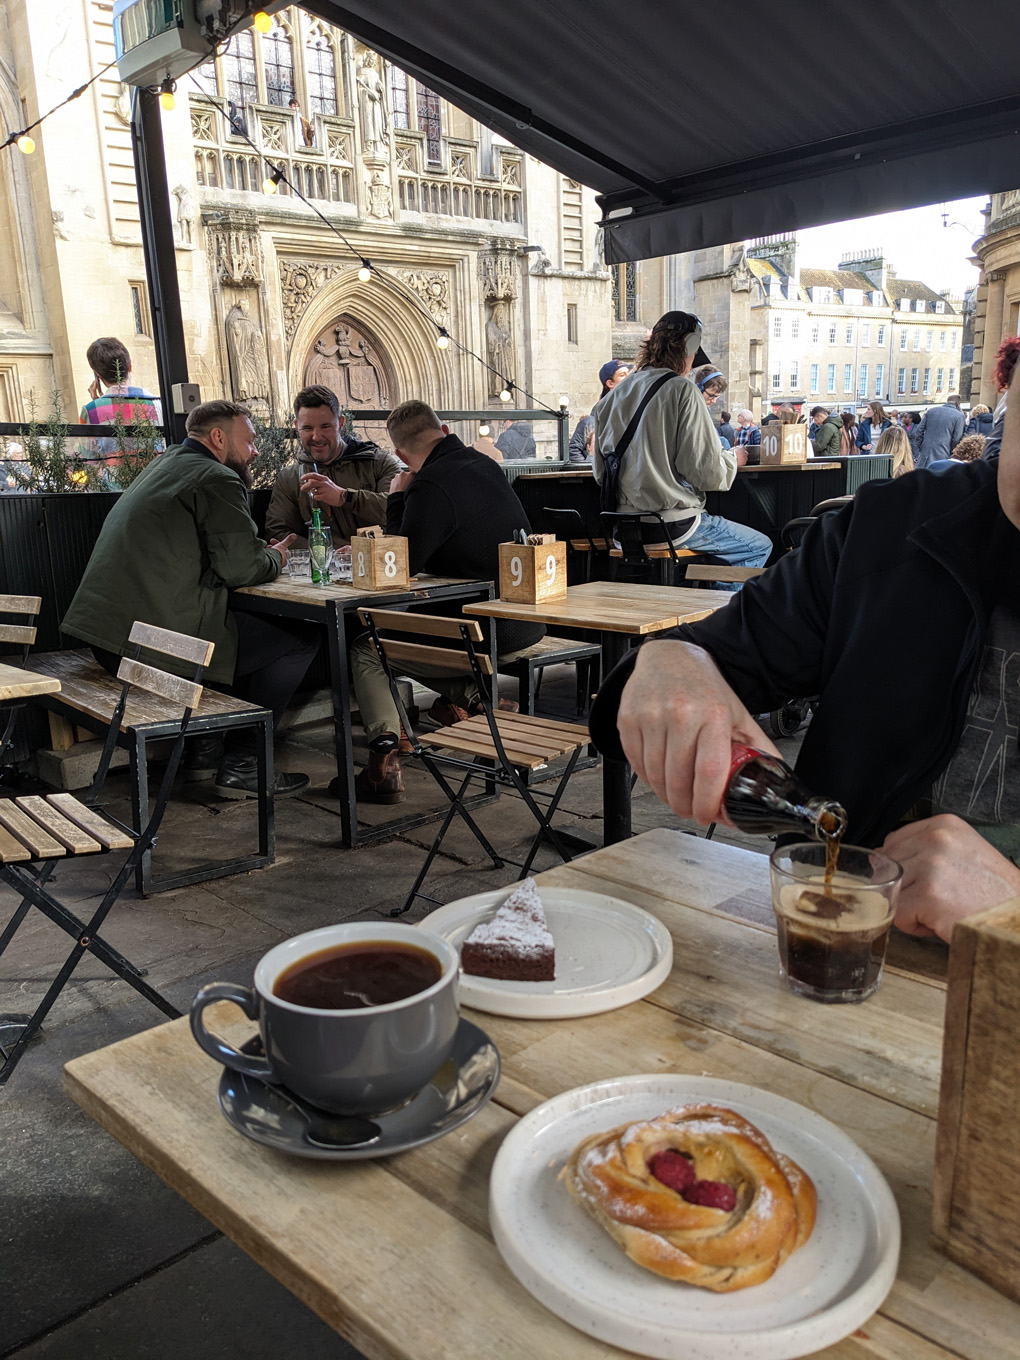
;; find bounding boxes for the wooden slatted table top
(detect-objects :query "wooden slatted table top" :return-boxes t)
[465,581,731,634]
[739,462,841,473]
[62,830,1008,1360]
[0,661,61,701]
[28,652,262,724]
[234,573,491,607]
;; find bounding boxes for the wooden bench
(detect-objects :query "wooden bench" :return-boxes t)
[25,649,274,895]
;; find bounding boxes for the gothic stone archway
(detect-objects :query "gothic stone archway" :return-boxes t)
[303,314,395,448]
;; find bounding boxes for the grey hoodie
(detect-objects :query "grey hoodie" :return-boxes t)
[593,368,736,518]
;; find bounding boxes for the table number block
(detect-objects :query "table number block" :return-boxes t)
[760,424,808,465]
[352,534,410,590]
[498,540,567,603]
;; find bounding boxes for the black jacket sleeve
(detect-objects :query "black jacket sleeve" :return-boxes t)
[588,506,851,760]
[387,477,458,576]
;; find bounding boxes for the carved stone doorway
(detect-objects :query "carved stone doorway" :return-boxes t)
[303,314,394,448]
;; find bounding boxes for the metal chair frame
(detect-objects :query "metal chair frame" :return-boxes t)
[0,625,225,1085]
[0,594,43,774]
[600,511,701,585]
[360,610,587,916]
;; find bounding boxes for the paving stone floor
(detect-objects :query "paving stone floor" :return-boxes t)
[0,668,802,1359]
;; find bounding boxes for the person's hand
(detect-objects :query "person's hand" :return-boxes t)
[299,473,347,507]
[389,469,415,493]
[880,814,1020,942]
[87,376,101,401]
[617,641,780,826]
[735,447,748,467]
[268,533,296,566]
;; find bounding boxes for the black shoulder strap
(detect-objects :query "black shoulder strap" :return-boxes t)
[611,371,678,461]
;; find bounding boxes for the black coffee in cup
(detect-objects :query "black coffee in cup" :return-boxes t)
[274,941,441,1010]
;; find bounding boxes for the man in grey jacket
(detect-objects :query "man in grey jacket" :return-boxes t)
[593,312,771,588]
[915,395,965,469]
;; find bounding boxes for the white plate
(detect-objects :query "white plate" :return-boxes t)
[489,1075,900,1360]
[424,886,673,1018]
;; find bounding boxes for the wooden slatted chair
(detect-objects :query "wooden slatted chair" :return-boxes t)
[359,609,590,916]
[0,594,44,769]
[0,623,230,1086]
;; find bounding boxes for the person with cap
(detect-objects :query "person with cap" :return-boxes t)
[568,360,631,463]
[592,311,771,590]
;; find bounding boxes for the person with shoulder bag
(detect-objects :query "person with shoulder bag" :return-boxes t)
[593,311,771,590]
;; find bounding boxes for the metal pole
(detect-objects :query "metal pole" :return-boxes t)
[132,88,190,445]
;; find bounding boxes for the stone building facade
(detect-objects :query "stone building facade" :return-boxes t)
[972,191,1020,407]
[0,2,612,452]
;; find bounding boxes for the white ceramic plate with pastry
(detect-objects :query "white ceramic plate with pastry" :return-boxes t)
[424,886,672,1018]
[489,1074,900,1360]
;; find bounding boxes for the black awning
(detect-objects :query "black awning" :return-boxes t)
[304,0,1019,260]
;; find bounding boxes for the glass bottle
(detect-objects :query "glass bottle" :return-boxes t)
[309,508,331,585]
[723,743,847,840]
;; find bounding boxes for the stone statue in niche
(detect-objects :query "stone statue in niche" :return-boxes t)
[224,298,271,408]
[485,301,514,398]
[172,185,195,246]
[357,51,388,159]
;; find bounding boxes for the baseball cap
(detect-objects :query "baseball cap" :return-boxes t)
[598,360,627,386]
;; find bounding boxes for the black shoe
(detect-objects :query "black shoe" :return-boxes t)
[213,756,310,800]
[182,734,224,783]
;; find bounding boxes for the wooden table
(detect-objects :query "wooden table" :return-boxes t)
[231,574,493,848]
[64,831,1018,1360]
[0,661,61,701]
[466,582,730,843]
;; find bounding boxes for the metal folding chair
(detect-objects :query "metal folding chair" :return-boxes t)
[0,622,229,1086]
[359,609,590,916]
[600,511,703,585]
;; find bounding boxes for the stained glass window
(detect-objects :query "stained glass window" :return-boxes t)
[416,85,442,163]
[306,34,338,116]
[263,24,295,106]
[389,65,409,130]
[224,31,257,109]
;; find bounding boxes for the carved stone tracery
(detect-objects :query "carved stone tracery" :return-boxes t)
[395,270,450,324]
[304,314,391,412]
[279,258,347,344]
[205,210,263,284]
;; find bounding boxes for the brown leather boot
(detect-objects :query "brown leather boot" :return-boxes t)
[354,747,406,804]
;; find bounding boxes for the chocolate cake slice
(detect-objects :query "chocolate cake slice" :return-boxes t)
[460,878,555,981]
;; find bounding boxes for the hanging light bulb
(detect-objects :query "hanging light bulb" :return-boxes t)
[358,260,373,282]
[436,328,450,350]
[262,165,284,194]
[158,76,176,112]
[558,395,570,410]
[499,384,513,403]
[16,133,35,155]
[478,423,490,437]
[253,10,273,33]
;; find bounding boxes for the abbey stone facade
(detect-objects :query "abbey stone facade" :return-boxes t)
[0,2,613,454]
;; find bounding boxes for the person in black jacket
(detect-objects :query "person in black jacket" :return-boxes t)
[349,400,545,803]
[589,365,1020,944]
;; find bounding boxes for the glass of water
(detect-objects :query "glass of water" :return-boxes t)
[288,550,312,579]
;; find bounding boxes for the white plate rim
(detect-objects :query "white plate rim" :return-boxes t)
[422,886,673,1018]
[488,1074,901,1360]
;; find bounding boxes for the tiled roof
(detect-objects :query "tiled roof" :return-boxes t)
[800,267,874,292]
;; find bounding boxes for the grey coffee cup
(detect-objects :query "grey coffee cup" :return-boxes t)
[190,922,460,1115]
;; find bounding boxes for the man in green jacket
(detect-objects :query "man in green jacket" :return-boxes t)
[63,400,318,798]
[810,406,842,458]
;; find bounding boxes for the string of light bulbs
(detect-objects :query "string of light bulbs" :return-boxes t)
[1,53,123,155]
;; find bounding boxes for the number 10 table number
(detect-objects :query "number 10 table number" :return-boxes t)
[498,537,567,604]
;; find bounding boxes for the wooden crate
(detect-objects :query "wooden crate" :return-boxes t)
[760,423,809,465]
[352,533,410,590]
[933,897,1020,1302]
[498,539,567,603]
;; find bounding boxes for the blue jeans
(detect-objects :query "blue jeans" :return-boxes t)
[682,513,772,590]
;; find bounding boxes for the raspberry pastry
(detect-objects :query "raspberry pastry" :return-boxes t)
[562,1103,816,1292]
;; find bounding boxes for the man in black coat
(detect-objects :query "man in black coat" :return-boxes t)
[349,401,545,803]
[589,367,1020,944]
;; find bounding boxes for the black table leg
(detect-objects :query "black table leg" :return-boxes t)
[601,631,633,845]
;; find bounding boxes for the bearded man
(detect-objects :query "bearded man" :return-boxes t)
[63,400,318,797]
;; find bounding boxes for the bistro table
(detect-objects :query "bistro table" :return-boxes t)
[63,830,1018,1360]
[465,581,731,843]
[0,661,61,701]
[231,573,493,848]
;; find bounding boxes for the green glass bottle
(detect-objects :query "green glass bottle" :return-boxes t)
[309,507,331,585]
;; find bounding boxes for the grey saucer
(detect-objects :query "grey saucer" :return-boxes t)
[217,1017,500,1160]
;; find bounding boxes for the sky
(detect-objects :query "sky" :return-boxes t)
[789,195,988,298]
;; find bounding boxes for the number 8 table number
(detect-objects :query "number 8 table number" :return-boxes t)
[498,538,568,603]
[352,533,410,590]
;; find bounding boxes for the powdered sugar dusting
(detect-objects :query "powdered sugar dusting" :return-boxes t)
[464,878,554,958]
